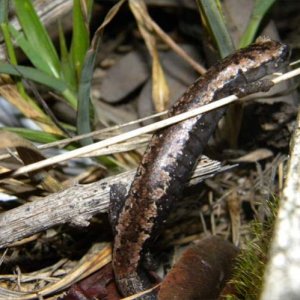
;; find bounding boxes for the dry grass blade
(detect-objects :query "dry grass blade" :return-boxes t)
[227,189,241,246]
[272,67,300,84]
[0,131,45,163]
[0,111,165,162]
[90,0,126,50]
[80,135,150,157]
[0,245,111,300]
[37,110,165,149]
[129,0,170,112]
[145,13,206,75]
[39,245,111,297]
[127,0,205,75]
[0,178,40,197]
[9,95,237,177]
[0,131,62,192]
[0,84,63,135]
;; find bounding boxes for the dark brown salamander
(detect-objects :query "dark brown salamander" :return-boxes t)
[110,38,290,299]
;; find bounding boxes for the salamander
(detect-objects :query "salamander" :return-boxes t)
[109,37,290,299]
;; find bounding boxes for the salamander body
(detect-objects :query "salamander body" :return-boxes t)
[111,38,290,299]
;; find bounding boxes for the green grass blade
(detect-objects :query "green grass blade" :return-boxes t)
[0,63,77,108]
[1,127,65,144]
[61,89,78,109]
[239,0,277,47]
[76,0,126,145]
[0,22,30,100]
[0,0,9,23]
[86,0,94,22]
[58,21,77,92]
[71,0,90,83]
[0,63,67,91]
[76,42,99,145]
[9,24,55,76]
[13,0,61,78]
[0,23,18,66]
[196,0,234,58]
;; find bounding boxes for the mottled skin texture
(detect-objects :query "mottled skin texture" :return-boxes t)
[110,38,290,299]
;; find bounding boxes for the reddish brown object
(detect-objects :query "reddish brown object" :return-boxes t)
[61,263,121,300]
[158,236,239,300]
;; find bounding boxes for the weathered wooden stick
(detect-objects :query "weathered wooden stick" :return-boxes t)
[0,156,233,249]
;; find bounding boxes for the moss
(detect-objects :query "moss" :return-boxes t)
[223,199,279,300]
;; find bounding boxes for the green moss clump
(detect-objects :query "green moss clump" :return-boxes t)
[223,199,279,300]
